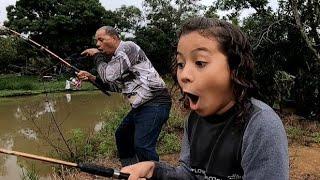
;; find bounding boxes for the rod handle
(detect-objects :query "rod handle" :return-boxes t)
[72,66,111,96]
[78,163,129,179]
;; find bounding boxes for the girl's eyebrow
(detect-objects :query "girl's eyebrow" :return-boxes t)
[177,47,210,55]
[190,47,210,54]
[176,52,184,61]
[176,47,211,59]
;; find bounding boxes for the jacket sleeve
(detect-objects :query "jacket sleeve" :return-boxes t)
[241,109,289,180]
[94,76,121,93]
[94,51,131,82]
[152,119,197,180]
[93,53,123,92]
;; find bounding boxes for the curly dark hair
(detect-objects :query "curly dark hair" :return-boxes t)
[172,17,256,124]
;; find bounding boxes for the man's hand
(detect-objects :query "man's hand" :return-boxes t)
[121,161,155,180]
[81,48,100,56]
[76,70,96,81]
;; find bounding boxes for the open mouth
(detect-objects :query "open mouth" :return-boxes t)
[185,92,199,105]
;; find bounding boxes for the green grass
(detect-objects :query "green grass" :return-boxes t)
[0,75,39,90]
[157,132,181,155]
[0,74,96,97]
[156,102,186,155]
[54,103,130,163]
[286,124,320,145]
[20,164,39,180]
[93,104,130,157]
[286,126,305,139]
[312,132,320,143]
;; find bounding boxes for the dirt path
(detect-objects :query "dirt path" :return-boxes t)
[289,144,320,180]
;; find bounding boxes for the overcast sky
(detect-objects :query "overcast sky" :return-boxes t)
[0,0,145,24]
[0,0,278,25]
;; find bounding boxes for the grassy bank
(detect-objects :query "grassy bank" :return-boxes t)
[69,105,320,161]
[282,114,320,145]
[0,74,96,97]
[53,99,185,164]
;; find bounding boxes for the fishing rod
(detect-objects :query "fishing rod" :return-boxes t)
[0,148,129,179]
[0,25,110,96]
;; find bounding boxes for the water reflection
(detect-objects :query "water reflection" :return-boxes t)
[0,136,26,180]
[0,91,125,179]
[14,100,56,121]
[66,93,71,103]
[14,107,26,121]
[18,129,37,140]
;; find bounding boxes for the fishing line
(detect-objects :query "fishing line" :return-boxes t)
[1,27,75,157]
[42,80,74,157]
[0,25,111,96]
[1,28,62,150]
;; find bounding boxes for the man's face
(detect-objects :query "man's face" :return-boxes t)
[176,31,235,117]
[95,29,117,55]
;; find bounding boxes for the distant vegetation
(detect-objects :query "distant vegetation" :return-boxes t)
[0,74,96,97]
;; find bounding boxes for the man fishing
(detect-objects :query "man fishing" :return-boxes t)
[77,26,172,166]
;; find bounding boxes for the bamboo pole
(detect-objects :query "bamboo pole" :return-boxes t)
[0,148,77,167]
[0,148,129,179]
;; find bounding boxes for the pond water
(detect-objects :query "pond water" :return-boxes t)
[0,91,126,179]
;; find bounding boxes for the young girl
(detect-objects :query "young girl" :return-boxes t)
[121,17,289,180]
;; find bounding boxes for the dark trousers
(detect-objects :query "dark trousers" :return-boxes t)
[115,103,171,166]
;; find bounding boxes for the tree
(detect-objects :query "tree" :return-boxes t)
[286,0,320,118]
[133,0,205,74]
[4,1,146,75]
[113,5,143,33]
[4,0,108,56]
[208,0,320,119]
[0,36,18,73]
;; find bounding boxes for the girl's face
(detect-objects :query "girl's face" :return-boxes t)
[177,31,235,117]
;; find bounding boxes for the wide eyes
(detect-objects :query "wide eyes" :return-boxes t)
[177,62,185,69]
[195,61,207,68]
[176,60,207,69]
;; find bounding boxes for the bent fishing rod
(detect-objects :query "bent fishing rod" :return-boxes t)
[0,26,110,96]
[0,148,129,179]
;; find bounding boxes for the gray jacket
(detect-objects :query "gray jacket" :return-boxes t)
[152,99,289,180]
[95,41,167,108]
